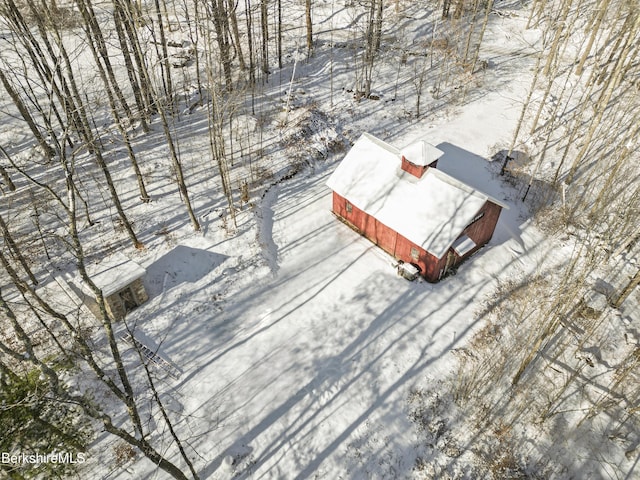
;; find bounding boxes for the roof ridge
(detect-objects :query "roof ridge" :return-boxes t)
[361,132,400,155]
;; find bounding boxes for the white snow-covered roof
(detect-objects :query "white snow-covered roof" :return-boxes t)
[400,140,444,166]
[86,252,146,297]
[326,133,508,259]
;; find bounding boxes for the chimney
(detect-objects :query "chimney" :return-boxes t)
[399,141,444,179]
[401,155,429,178]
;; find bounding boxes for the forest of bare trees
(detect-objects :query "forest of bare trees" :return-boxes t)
[0,0,638,477]
[411,0,640,477]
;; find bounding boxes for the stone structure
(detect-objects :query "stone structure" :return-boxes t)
[87,253,148,321]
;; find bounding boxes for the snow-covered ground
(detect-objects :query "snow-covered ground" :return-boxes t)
[4,0,636,477]
[81,18,544,473]
[97,163,531,478]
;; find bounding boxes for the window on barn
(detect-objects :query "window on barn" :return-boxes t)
[410,247,419,261]
[346,201,353,213]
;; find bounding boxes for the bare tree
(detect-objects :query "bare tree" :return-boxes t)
[152,0,175,103]
[359,0,384,98]
[0,211,38,286]
[306,0,313,55]
[113,0,158,117]
[2,151,198,479]
[245,0,257,86]
[0,163,16,192]
[574,0,612,76]
[500,53,543,175]
[260,0,269,78]
[203,27,237,229]
[208,0,234,91]
[468,0,494,74]
[73,0,150,202]
[0,69,55,159]
[228,0,246,71]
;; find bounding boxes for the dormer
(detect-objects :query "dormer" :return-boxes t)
[400,140,444,179]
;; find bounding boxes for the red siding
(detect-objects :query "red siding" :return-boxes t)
[333,191,370,240]
[376,220,398,255]
[400,157,428,178]
[442,200,503,278]
[456,200,502,260]
[332,193,503,282]
[333,192,444,281]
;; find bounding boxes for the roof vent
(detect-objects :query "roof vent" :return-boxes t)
[400,141,444,178]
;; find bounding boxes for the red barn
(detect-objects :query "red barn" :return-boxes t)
[326,133,508,282]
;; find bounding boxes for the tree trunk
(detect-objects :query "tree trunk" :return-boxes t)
[613,269,640,308]
[115,0,157,114]
[75,0,134,123]
[0,153,17,192]
[469,0,494,74]
[566,11,640,183]
[245,0,256,85]
[501,53,542,175]
[129,323,200,479]
[305,0,312,55]
[210,0,234,90]
[113,3,150,130]
[152,0,174,103]
[260,0,269,77]
[76,1,151,203]
[542,0,571,77]
[39,19,143,248]
[157,105,201,231]
[442,0,451,18]
[276,0,282,67]
[575,0,612,76]
[0,212,38,285]
[0,69,55,159]
[202,26,236,228]
[228,0,246,71]
[5,0,76,148]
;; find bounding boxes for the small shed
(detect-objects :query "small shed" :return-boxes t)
[86,253,148,320]
[326,133,508,282]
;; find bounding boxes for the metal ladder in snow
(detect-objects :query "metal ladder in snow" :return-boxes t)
[120,333,181,380]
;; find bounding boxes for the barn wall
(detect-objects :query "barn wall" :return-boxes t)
[332,193,504,282]
[334,192,389,248]
[332,191,346,218]
[427,253,450,282]
[332,191,376,242]
[446,200,504,272]
[459,200,503,258]
[394,235,444,282]
[333,192,443,281]
[375,219,398,255]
